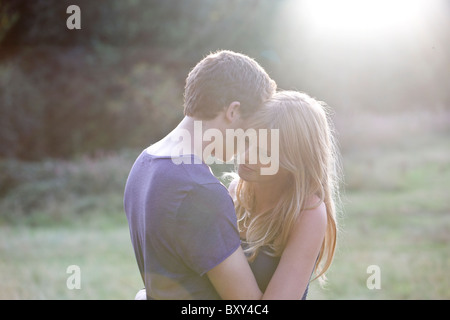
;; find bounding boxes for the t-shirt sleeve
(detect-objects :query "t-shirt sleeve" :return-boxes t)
[174,183,241,276]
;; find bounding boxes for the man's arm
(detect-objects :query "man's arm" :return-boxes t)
[206,176,262,300]
[207,246,262,300]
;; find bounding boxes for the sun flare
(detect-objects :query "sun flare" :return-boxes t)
[298,0,430,38]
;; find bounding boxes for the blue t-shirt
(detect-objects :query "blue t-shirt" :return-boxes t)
[124,151,240,299]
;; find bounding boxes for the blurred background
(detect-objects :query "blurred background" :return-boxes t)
[0,0,449,299]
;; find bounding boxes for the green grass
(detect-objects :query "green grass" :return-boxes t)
[0,151,144,299]
[0,211,142,299]
[308,120,450,299]
[1,111,449,299]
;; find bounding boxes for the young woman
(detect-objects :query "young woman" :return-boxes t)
[229,90,341,299]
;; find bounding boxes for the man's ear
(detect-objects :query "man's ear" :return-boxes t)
[224,101,241,123]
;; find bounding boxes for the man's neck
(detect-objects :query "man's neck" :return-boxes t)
[148,116,219,162]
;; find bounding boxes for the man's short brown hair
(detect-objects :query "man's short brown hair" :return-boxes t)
[184,50,276,120]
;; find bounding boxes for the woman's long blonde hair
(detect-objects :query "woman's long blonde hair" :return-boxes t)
[235,90,342,282]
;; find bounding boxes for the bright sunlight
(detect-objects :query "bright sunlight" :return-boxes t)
[296,0,433,38]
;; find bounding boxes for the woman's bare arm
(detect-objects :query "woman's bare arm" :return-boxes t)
[262,200,327,300]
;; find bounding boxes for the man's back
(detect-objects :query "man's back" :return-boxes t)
[124,150,240,299]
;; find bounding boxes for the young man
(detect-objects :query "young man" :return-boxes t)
[124,50,276,299]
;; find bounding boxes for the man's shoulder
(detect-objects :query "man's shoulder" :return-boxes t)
[130,149,230,195]
[137,151,226,189]
[182,165,231,204]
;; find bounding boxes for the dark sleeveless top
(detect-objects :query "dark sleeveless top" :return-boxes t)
[241,242,309,300]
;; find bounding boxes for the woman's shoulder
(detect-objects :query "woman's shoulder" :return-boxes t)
[294,196,327,232]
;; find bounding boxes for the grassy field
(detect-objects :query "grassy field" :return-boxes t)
[0,220,141,299]
[0,110,449,299]
[309,110,450,299]
[0,152,143,299]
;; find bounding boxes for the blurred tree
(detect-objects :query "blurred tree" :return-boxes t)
[0,0,19,44]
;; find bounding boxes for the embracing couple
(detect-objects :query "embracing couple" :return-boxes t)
[124,50,340,300]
